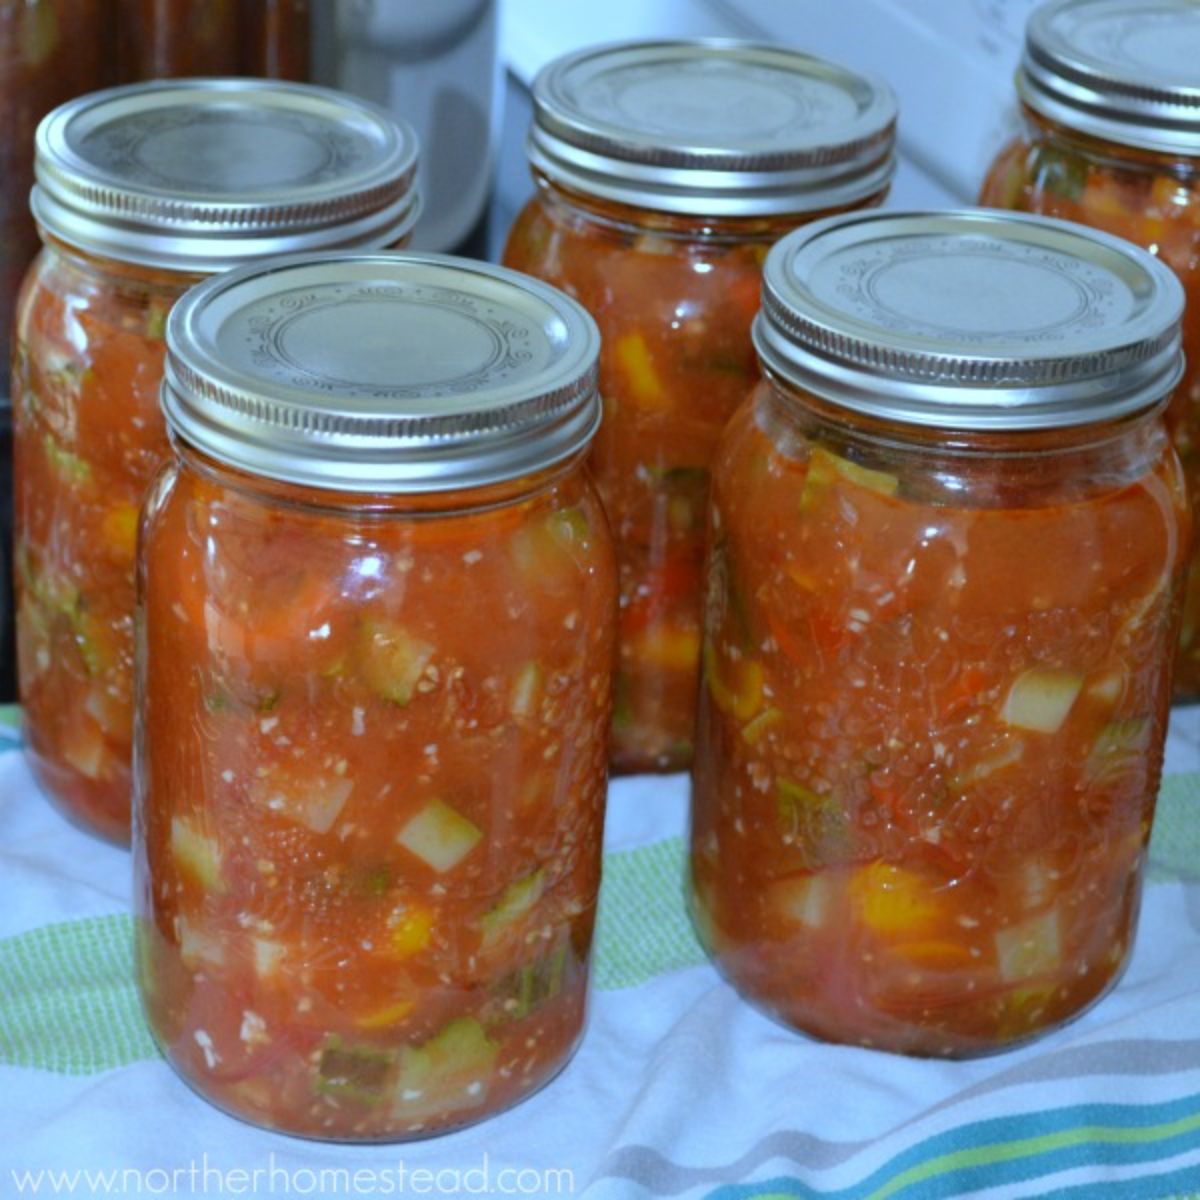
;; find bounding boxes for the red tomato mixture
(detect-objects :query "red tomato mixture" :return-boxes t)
[981,114,1200,696]
[505,186,883,773]
[136,451,616,1138]
[691,388,1188,1056]
[13,245,190,842]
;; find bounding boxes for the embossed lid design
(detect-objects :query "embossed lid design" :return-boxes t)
[528,40,897,216]
[162,252,601,492]
[755,209,1184,430]
[34,78,420,272]
[1019,0,1200,155]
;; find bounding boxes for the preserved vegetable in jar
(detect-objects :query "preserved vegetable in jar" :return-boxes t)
[136,252,615,1139]
[692,210,1189,1057]
[979,0,1200,697]
[117,0,240,79]
[239,0,311,80]
[0,0,111,398]
[504,41,896,773]
[15,80,419,843]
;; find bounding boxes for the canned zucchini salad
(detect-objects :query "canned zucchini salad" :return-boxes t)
[504,39,897,774]
[690,210,1188,1057]
[13,78,419,843]
[134,252,616,1140]
[979,0,1200,697]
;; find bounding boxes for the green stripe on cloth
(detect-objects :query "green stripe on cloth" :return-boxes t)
[0,753,1196,1075]
[0,915,157,1073]
[1149,774,1200,882]
[593,837,704,989]
[0,840,704,1075]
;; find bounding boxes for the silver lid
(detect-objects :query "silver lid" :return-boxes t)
[1019,0,1200,155]
[33,79,420,273]
[755,209,1184,430]
[162,252,601,493]
[528,40,897,217]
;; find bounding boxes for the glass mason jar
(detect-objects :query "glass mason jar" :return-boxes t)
[14,79,419,843]
[504,41,897,774]
[691,210,1189,1058]
[135,252,615,1140]
[979,0,1200,698]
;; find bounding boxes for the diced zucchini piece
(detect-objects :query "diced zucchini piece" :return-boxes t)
[614,332,668,410]
[178,918,226,970]
[1086,717,1151,783]
[491,940,568,1020]
[317,1040,393,1106]
[1087,670,1124,706]
[388,903,434,958]
[252,937,285,979]
[254,775,353,835]
[391,1018,499,1123]
[170,816,224,891]
[545,506,592,554]
[60,720,108,781]
[742,707,783,746]
[801,446,898,511]
[397,800,482,873]
[480,870,545,948]
[511,508,592,586]
[43,433,92,486]
[850,862,941,938]
[144,299,170,340]
[770,873,833,929]
[510,662,542,722]
[777,779,849,866]
[996,910,1061,982]
[1000,668,1082,734]
[356,621,434,705]
[949,738,1025,791]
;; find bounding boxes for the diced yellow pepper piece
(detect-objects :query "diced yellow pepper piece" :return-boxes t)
[850,862,941,938]
[614,332,669,411]
[703,640,763,723]
[635,624,701,673]
[355,998,416,1030]
[101,503,140,562]
[389,904,434,958]
[801,447,898,511]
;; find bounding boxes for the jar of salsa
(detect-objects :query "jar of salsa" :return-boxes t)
[135,251,615,1139]
[14,79,419,843]
[504,41,897,774]
[979,0,1200,697]
[692,210,1188,1057]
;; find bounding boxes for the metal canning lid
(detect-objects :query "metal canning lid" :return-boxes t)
[528,39,897,217]
[1018,0,1200,156]
[755,208,1184,430]
[162,252,601,493]
[33,79,420,272]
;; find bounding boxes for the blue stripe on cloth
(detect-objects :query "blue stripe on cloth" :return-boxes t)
[703,1093,1200,1200]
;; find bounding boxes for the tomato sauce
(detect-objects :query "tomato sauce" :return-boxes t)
[504,40,897,773]
[134,251,614,1139]
[138,457,615,1137]
[691,209,1189,1056]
